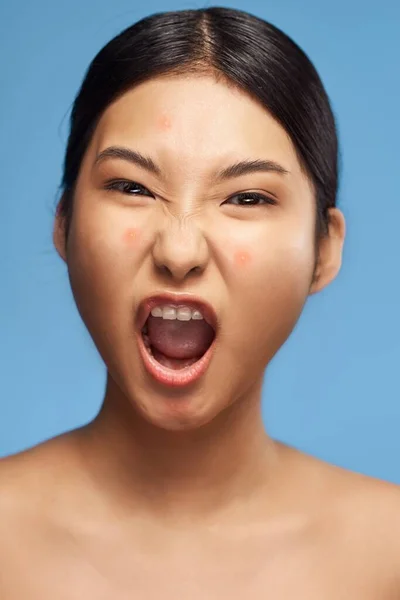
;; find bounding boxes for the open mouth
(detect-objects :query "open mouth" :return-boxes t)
[137,297,217,387]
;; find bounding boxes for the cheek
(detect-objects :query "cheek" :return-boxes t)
[233,249,252,269]
[122,227,141,247]
[228,235,314,308]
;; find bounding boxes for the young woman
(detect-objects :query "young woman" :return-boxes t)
[1,6,399,598]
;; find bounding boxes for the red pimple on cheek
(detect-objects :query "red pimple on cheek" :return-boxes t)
[234,250,252,268]
[123,228,140,245]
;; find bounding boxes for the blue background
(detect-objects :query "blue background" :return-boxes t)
[1,0,399,481]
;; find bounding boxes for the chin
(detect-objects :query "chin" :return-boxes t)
[129,383,226,433]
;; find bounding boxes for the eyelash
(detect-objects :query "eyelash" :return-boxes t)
[103,180,277,207]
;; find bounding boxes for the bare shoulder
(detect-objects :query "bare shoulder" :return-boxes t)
[0,434,87,596]
[0,431,81,539]
[0,445,44,511]
[333,463,400,592]
[283,444,400,590]
[331,462,400,554]
[326,461,400,597]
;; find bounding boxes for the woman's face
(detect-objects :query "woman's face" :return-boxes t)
[55,75,344,430]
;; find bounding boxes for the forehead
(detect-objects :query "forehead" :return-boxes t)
[93,75,304,179]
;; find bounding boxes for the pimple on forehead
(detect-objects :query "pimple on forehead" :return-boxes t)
[122,228,140,245]
[156,114,172,130]
[233,249,252,268]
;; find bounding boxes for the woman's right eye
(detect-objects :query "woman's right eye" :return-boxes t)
[104,180,153,196]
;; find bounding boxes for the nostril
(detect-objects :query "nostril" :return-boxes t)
[156,263,203,280]
[189,265,202,275]
[157,264,172,277]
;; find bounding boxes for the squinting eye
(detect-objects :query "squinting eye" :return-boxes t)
[103,180,154,196]
[224,192,277,207]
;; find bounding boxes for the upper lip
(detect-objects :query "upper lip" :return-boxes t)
[136,293,219,332]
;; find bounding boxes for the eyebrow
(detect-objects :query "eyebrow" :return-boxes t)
[216,159,289,180]
[95,146,162,176]
[95,145,290,180]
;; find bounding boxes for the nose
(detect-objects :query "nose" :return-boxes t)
[152,217,209,281]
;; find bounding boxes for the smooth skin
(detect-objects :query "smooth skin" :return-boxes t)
[1,75,400,599]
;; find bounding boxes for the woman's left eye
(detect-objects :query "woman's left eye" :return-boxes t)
[224,192,277,207]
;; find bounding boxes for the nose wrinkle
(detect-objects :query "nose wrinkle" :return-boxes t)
[152,216,209,280]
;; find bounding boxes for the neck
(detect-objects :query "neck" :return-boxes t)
[75,373,279,522]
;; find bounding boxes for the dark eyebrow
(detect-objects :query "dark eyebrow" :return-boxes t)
[216,159,289,180]
[95,146,162,177]
[95,145,289,180]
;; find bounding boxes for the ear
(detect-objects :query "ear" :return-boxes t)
[309,207,346,295]
[53,202,68,262]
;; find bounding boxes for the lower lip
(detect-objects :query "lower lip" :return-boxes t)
[137,331,216,388]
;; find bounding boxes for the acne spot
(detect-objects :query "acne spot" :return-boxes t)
[123,228,140,245]
[157,114,172,130]
[234,250,252,268]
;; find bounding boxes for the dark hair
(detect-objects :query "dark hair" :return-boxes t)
[59,6,339,245]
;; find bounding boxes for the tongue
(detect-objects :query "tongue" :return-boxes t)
[147,316,214,359]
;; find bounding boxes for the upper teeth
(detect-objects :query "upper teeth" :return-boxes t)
[150,305,204,321]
